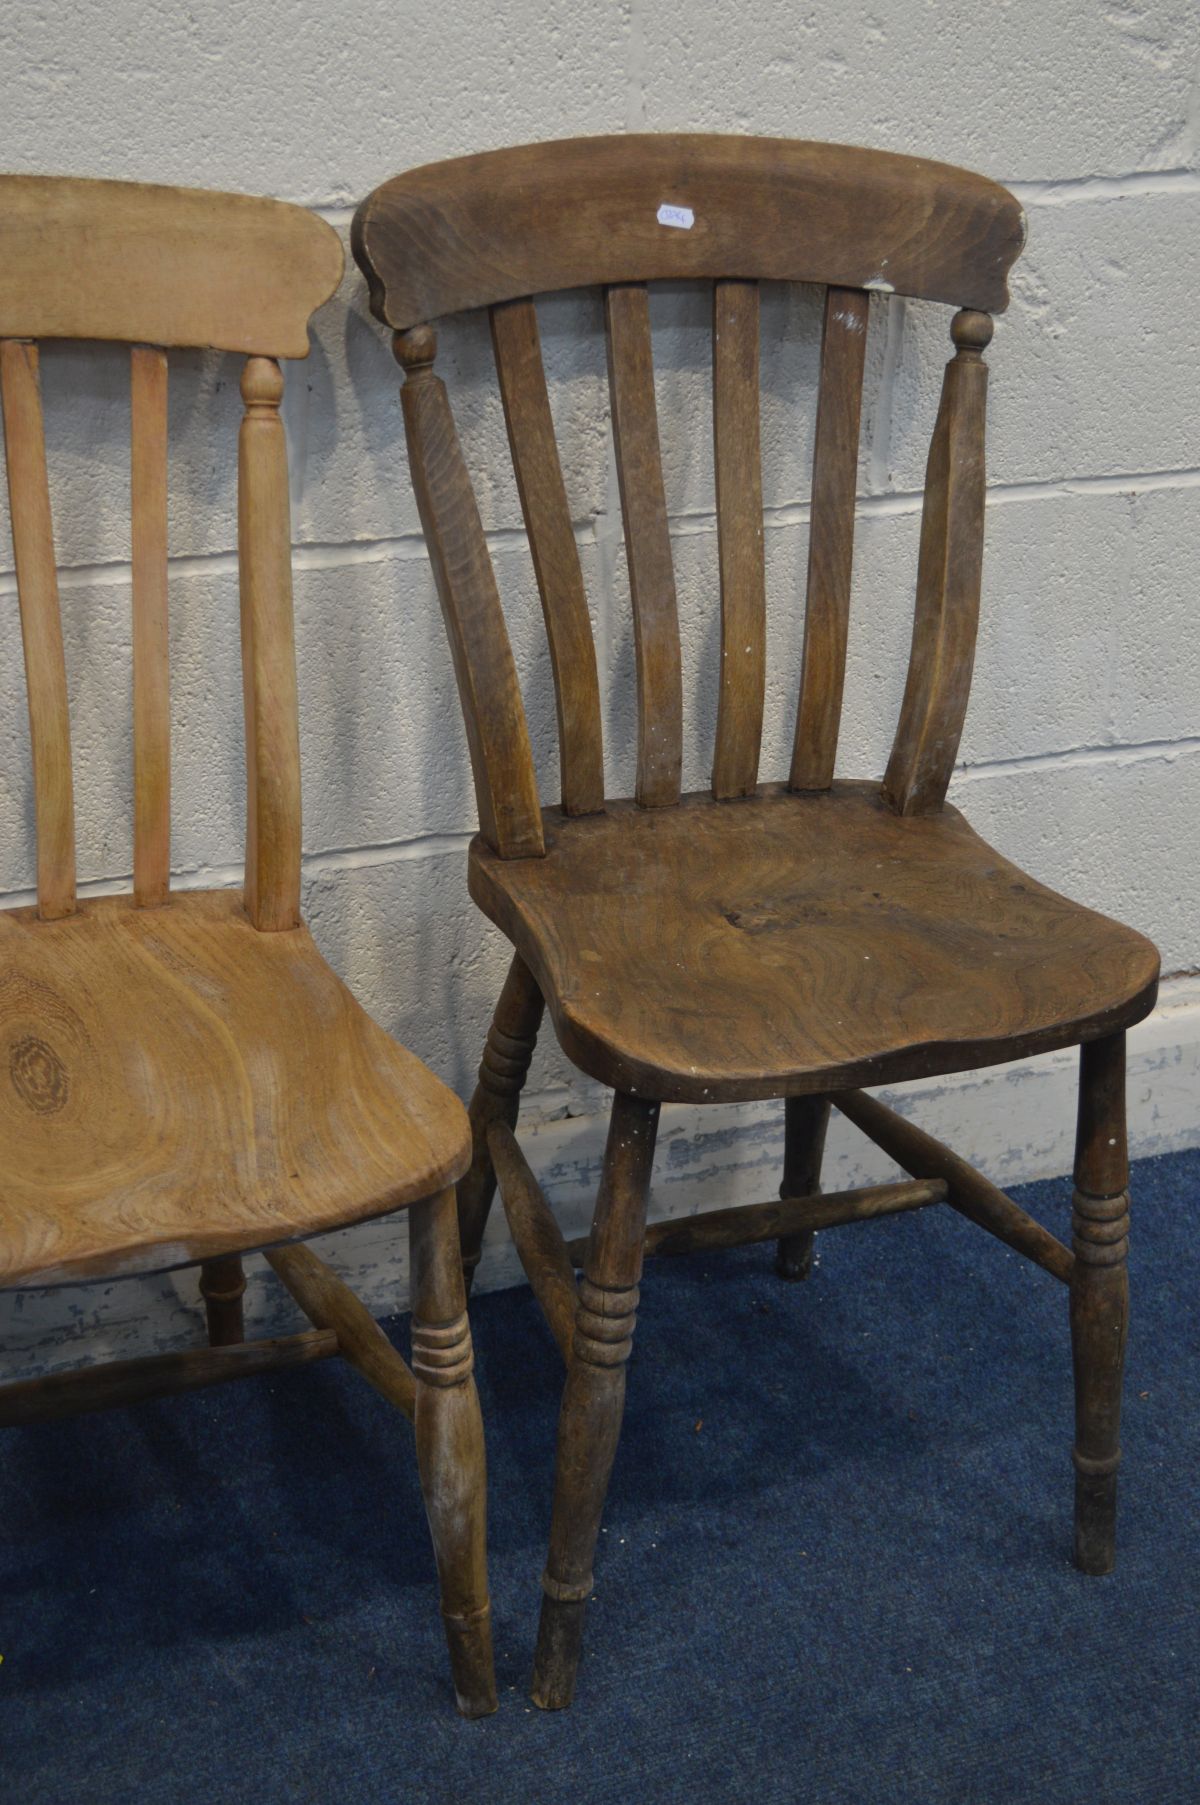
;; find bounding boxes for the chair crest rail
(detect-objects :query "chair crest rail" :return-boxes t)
[0,174,343,354]
[352,134,1025,328]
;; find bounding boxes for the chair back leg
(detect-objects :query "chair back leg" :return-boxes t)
[199,1254,247,1346]
[776,1095,831,1281]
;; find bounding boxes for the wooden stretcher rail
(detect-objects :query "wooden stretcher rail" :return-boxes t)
[0,1329,338,1427]
[835,1088,1074,1283]
[488,1121,578,1363]
[265,1241,418,1421]
[564,1177,946,1265]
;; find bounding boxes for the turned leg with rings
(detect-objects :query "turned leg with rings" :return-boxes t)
[410,1187,498,1717]
[776,1094,830,1281]
[1070,1031,1130,1576]
[457,953,544,1293]
[531,1091,659,1710]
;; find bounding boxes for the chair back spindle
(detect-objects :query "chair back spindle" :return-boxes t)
[394,324,544,858]
[238,355,303,930]
[790,287,871,792]
[130,343,171,906]
[882,308,992,815]
[712,278,765,800]
[604,283,683,810]
[0,337,76,919]
[353,136,1024,855]
[490,297,605,817]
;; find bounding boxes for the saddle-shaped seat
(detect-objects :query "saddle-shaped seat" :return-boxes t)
[0,889,468,1286]
[469,783,1159,1105]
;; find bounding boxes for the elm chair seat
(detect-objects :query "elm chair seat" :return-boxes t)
[0,889,468,1287]
[468,784,1158,1106]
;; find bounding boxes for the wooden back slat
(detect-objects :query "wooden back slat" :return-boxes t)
[395,327,544,859]
[712,279,765,800]
[604,284,682,810]
[0,339,75,919]
[490,297,604,817]
[238,356,303,929]
[130,345,170,906]
[790,287,871,791]
[883,311,992,815]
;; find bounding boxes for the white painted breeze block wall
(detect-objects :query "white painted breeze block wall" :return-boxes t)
[3,2,1199,1375]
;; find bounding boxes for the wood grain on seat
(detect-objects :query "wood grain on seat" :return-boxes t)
[469,784,1159,1104]
[0,889,469,1287]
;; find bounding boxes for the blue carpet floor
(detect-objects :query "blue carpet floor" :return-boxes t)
[2,1147,1197,1805]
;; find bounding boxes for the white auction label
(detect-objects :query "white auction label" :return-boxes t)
[656,203,694,230]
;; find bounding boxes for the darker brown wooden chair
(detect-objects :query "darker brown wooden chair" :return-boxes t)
[352,135,1160,1709]
[0,176,495,1717]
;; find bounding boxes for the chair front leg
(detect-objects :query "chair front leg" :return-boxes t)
[1070,1031,1130,1575]
[457,952,544,1293]
[531,1091,659,1711]
[409,1187,498,1718]
[776,1094,830,1280]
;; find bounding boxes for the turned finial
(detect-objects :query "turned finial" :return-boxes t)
[241,355,284,409]
[950,309,993,358]
[393,324,438,374]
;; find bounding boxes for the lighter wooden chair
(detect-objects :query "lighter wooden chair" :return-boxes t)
[0,176,495,1718]
[353,135,1160,1709]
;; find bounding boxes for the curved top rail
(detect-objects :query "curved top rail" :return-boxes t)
[353,133,1025,328]
[0,175,344,356]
